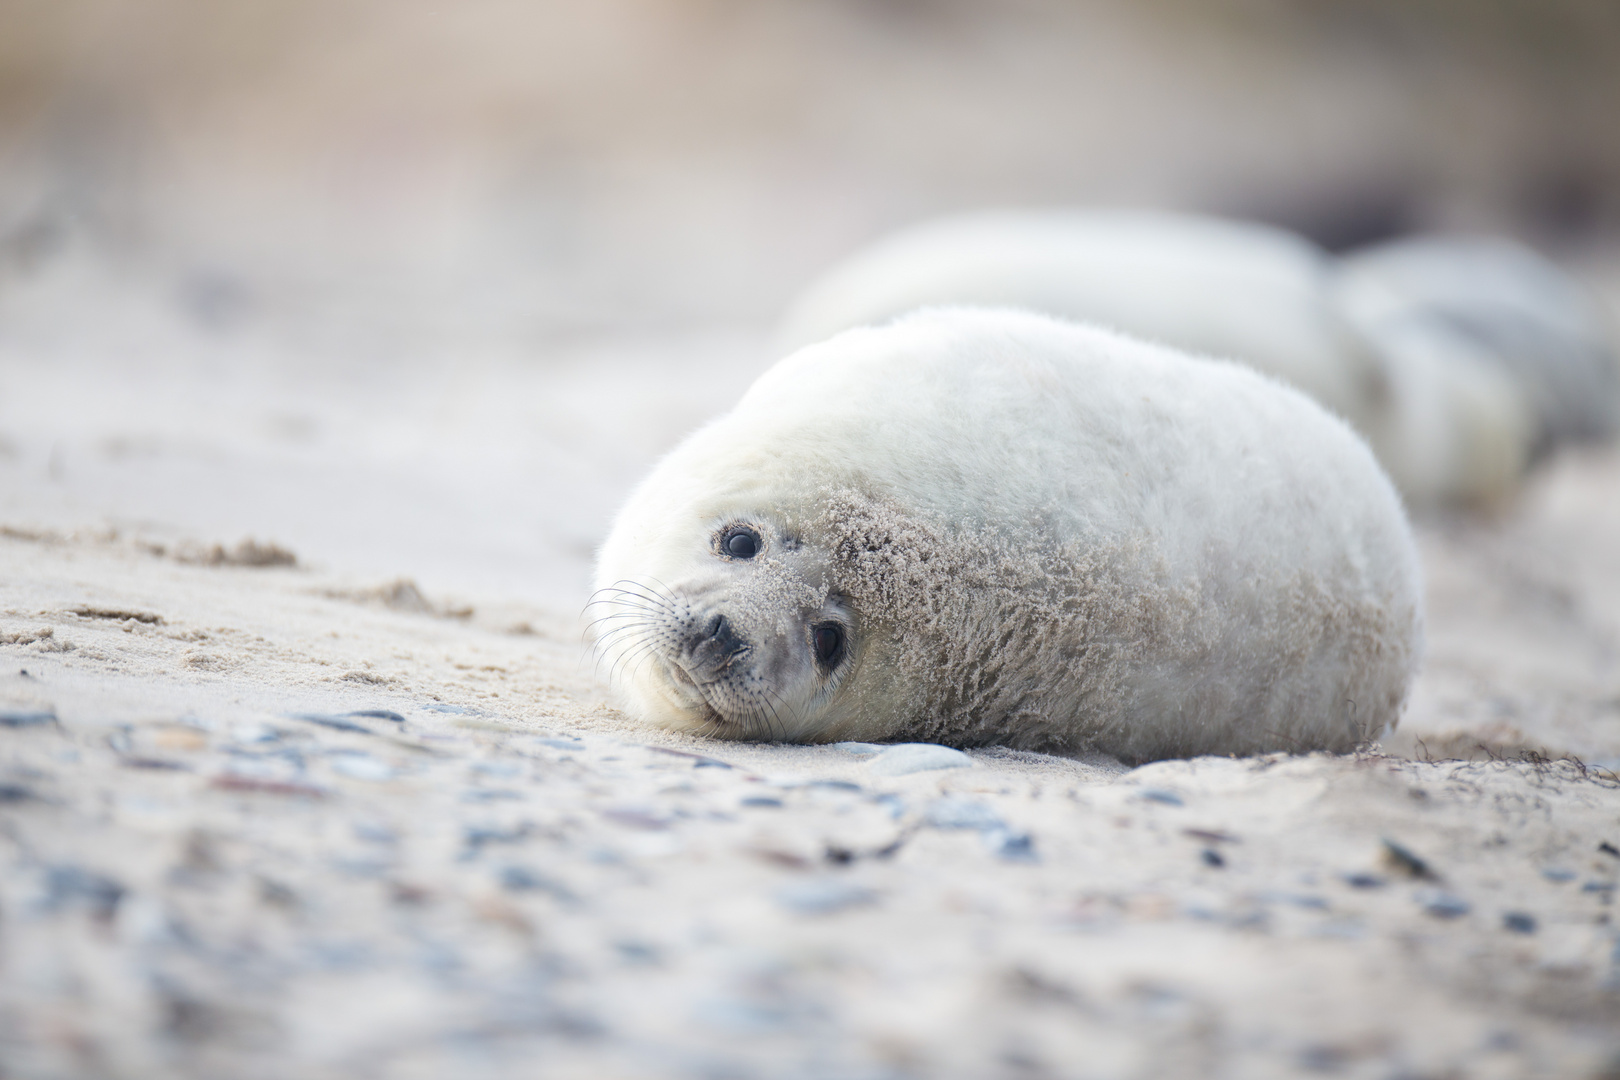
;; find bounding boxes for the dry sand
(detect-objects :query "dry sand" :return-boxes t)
[3,259,1620,1079]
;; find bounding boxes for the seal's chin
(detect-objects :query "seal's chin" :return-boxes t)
[655,658,739,731]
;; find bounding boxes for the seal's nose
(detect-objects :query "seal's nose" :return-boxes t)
[686,613,749,675]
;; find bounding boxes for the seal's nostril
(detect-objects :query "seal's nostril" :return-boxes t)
[690,614,747,666]
[712,615,745,652]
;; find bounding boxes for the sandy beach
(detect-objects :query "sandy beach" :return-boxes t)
[4,257,1620,1077]
[6,1,1620,1075]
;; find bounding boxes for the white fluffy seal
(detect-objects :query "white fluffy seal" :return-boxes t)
[1332,234,1620,494]
[593,309,1423,763]
[779,210,1620,507]
[779,210,1384,432]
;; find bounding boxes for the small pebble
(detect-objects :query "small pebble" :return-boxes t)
[872,793,906,819]
[290,713,374,735]
[498,865,576,901]
[41,865,125,920]
[1541,868,1577,883]
[807,779,863,792]
[1502,912,1537,934]
[0,710,57,728]
[647,746,733,768]
[120,757,190,771]
[462,824,531,851]
[210,775,328,799]
[865,743,973,776]
[1381,838,1437,881]
[1201,848,1225,868]
[773,878,878,915]
[1342,873,1387,890]
[1259,892,1329,910]
[740,796,784,808]
[600,806,672,831]
[987,829,1038,863]
[1418,890,1471,919]
[923,797,1005,831]
[614,940,661,966]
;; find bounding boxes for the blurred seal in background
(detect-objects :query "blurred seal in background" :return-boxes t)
[779,210,1620,507]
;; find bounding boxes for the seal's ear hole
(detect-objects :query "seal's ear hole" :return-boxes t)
[719,524,762,559]
[811,622,845,668]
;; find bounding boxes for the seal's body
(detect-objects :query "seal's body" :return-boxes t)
[780,210,1619,507]
[594,310,1422,763]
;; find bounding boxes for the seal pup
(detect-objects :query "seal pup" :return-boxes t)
[1332,234,1620,481]
[593,309,1423,763]
[778,210,1384,432]
[778,209,1619,506]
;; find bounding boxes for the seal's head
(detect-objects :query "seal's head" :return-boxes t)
[587,327,898,739]
[590,502,859,741]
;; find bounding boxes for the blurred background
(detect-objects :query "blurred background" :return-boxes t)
[3,0,1619,604]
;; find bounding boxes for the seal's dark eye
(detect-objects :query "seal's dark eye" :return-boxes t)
[812,622,845,667]
[721,525,761,559]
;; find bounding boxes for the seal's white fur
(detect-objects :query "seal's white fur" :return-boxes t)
[595,309,1423,763]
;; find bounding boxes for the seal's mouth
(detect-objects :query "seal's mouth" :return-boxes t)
[660,657,737,728]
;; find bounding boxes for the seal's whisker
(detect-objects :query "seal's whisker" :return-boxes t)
[584,611,661,635]
[638,576,683,606]
[583,595,664,628]
[583,614,651,652]
[626,637,672,686]
[761,684,802,742]
[590,584,668,605]
[757,691,788,742]
[593,621,657,684]
[598,580,677,610]
[600,619,656,666]
[590,624,654,671]
[584,596,661,612]
[586,592,667,615]
[610,635,666,689]
[592,633,634,684]
[590,618,654,641]
[581,589,662,623]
